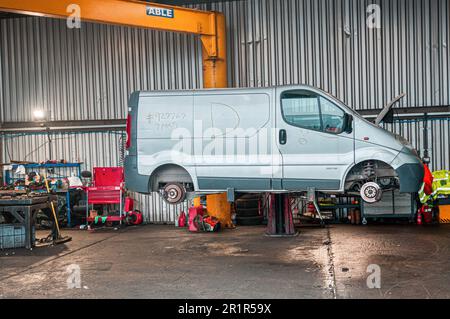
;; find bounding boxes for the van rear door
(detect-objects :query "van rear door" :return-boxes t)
[136,93,194,176]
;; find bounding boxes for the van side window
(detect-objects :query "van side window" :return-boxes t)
[320,97,345,134]
[281,92,322,131]
[281,91,346,135]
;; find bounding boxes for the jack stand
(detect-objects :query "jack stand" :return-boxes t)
[266,193,298,237]
[307,187,325,227]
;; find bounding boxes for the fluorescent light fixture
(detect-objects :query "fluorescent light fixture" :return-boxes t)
[33,109,47,121]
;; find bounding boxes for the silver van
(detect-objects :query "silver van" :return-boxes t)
[124,85,424,204]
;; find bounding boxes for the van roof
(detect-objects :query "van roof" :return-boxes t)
[136,84,319,96]
[134,84,359,116]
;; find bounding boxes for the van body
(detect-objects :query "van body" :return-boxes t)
[124,85,424,201]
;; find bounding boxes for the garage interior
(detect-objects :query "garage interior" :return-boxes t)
[0,0,450,299]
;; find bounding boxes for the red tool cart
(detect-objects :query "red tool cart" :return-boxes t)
[85,167,126,226]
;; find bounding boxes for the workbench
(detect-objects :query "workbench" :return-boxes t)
[0,195,57,249]
[3,162,82,227]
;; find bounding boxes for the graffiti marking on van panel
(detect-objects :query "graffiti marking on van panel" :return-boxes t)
[146,112,187,131]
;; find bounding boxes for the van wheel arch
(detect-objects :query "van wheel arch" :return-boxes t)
[344,160,397,191]
[149,164,194,192]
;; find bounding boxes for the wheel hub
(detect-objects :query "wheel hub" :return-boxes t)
[162,183,186,204]
[360,182,382,203]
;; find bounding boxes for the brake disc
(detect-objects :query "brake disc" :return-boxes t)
[360,182,382,203]
[162,183,186,204]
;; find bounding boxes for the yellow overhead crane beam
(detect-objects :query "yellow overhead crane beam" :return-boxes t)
[0,0,227,88]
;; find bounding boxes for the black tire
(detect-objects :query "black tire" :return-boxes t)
[237,194,261,200]
[162,183,186,204]
[236,215,264,226]
[236,199,259,210]
[235,207,260,217]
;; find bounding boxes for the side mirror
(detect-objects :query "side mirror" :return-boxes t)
[344,114,353,134]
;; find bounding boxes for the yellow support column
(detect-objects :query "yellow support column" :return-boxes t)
[197,13,232,227]
[201,12,227,88]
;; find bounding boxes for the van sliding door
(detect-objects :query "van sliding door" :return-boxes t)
[193,92,272,191]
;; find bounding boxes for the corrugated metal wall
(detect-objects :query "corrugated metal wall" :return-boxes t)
[1,131,124,168]
[206,0,450,109]
[0,17,202,122]
[382,118,450,170]
[132,192,190,224]
[1,0,449,223]
[1,0,448,120]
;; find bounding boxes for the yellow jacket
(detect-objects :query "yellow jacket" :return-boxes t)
[419,170,450,204]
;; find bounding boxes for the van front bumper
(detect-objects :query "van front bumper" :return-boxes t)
[395,162,424,193]
[124,155,150,193]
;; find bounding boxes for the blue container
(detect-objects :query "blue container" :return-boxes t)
[0,224,35,249]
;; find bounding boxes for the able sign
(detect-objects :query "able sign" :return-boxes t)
[146,6,174,18]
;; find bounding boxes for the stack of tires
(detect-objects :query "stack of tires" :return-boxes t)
[235,194,264,226]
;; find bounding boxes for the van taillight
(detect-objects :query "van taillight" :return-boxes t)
[126,114,131,149]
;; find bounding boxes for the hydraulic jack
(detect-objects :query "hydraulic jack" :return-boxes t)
[266,193,298,237]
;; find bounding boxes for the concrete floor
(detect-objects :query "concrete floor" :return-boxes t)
[1,224,450,299]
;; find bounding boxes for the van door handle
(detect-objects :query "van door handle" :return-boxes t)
[279,129,287,145]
